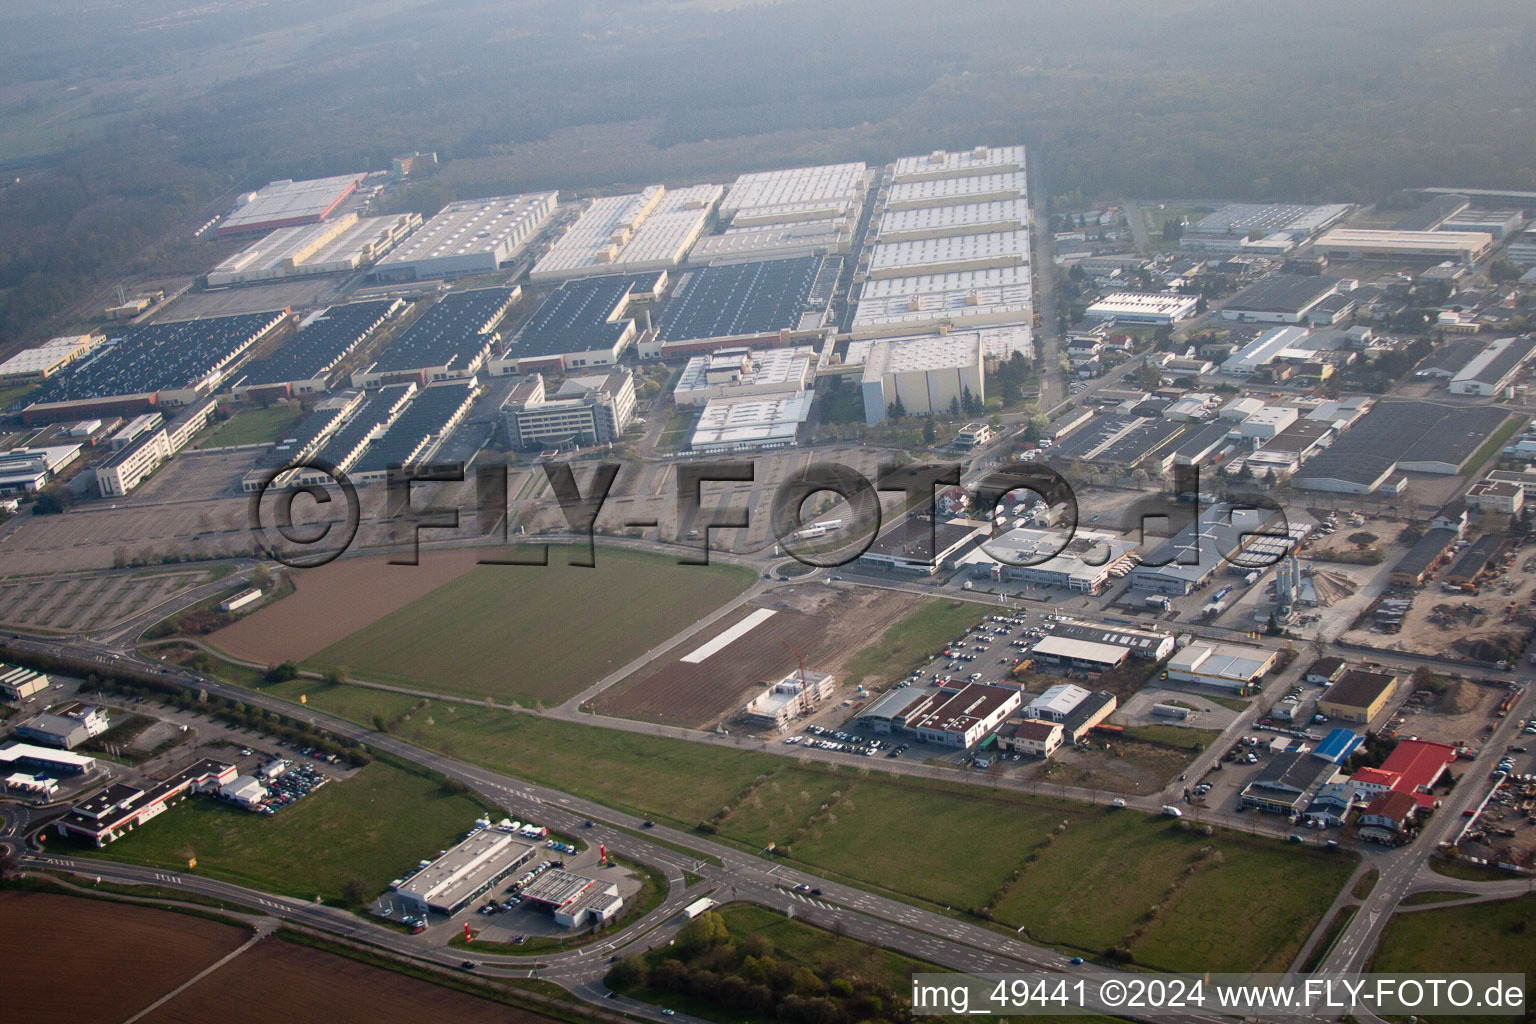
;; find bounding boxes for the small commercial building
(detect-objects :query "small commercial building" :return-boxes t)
[55,757,235,846]
[1023,683,1090,722]
[1165,642,1276,693]
[857,519,980,574]
[1239,751,1339,815]
[1084,292,1199,325]
[901,683,1022,748]
[0,664,50,703]
[1029,635,1128,672]
[14,704,109,749]
[519,868,624,929]
[219,775,269,808]
[1305,657,1348,686]
[391,829,538,917]
[1060,690,1117,742]
[1318,670,1398,724]
[997,719,1064,758]
[689,393,812,453]
[0,742,98,777]
[1465,479,1524,515]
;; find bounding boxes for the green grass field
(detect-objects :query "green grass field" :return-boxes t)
[71,758,489,904]
[219,677,1356,973]
[305,547,754,705]
[1372,894,1535,1022]
[198,404,305,448]
[838,599,990,689]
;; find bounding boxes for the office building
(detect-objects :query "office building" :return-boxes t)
[501,371,636,450]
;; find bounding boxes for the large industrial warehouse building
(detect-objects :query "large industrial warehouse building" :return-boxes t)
[860,331,985,425]
[218,174,367,236]
[207,213,421,286]
[648,255,832,360]
[532,184,721,282]
[373,192,559,282]
[691,163,869,264]
[1313,228,1494,264]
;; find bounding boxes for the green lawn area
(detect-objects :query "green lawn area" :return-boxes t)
[0,382,38,411]
[198,404,305,448]
[1462,416,1526,476]
[71,757,489,905]
[839,599,990,689]
[1372,894,1536,1021]
[1426,856,1517,882]
[305,547,755,705]
[1120,724,1220,751]
[217,675,1358,973]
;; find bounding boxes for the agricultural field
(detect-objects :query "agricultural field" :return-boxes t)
[0,890,251,1024]
[221,673,1356,972]
[594,585,941,727]
[73,758,488,905]
[214,545,754,706]
[0,568,223,634]
[139,936,559,1024]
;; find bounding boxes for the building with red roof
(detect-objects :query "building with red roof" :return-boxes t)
[1348,738,1458,809]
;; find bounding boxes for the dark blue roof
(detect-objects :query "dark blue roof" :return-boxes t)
[656,256,822,343]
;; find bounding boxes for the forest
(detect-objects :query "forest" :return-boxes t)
[2,0,1535,348]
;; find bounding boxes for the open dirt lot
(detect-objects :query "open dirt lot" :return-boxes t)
[595,584,924,727]
[208,547,488,663]
[1341,535,1536,659]
[140,936,556,1024]
[1,891,250,1024]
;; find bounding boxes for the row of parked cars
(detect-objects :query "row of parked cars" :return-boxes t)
[260,764,326,814]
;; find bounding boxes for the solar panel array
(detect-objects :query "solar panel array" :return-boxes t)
[237,300,401,388]
[32,311,287,402]
[370,288,514,374]
[352,382,478,476]
[506,275,651,359]
[657,256,822,343]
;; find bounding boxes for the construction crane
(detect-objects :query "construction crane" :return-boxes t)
[774,632,813,718]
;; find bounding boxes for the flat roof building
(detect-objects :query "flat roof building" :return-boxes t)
[654,256,827,356]
[1318,669,1398,724]
[693,163,867,263]
[1295,402,1516,492]
[392,828,537,916]
[373,192,558,282]
[208,213,420,286]
[857,519,981,574]
[519,868,623,928]
[1165,642,1277,692]
[861,331,985,425]
[55,757,234,846]
[1219,275,1340,324]
[218,174,366,236]
[0,334,104,384]
[689,392,811,453]
[1029,635,1129,671]
[902,682,1022,748]
[492,273,660,376]
[958,526,1138,594]
[1314,228,1494,265]
[1085,292,1199,325]
[673,346,814,407]
[532,184,722,282]
[502,371,637,451]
